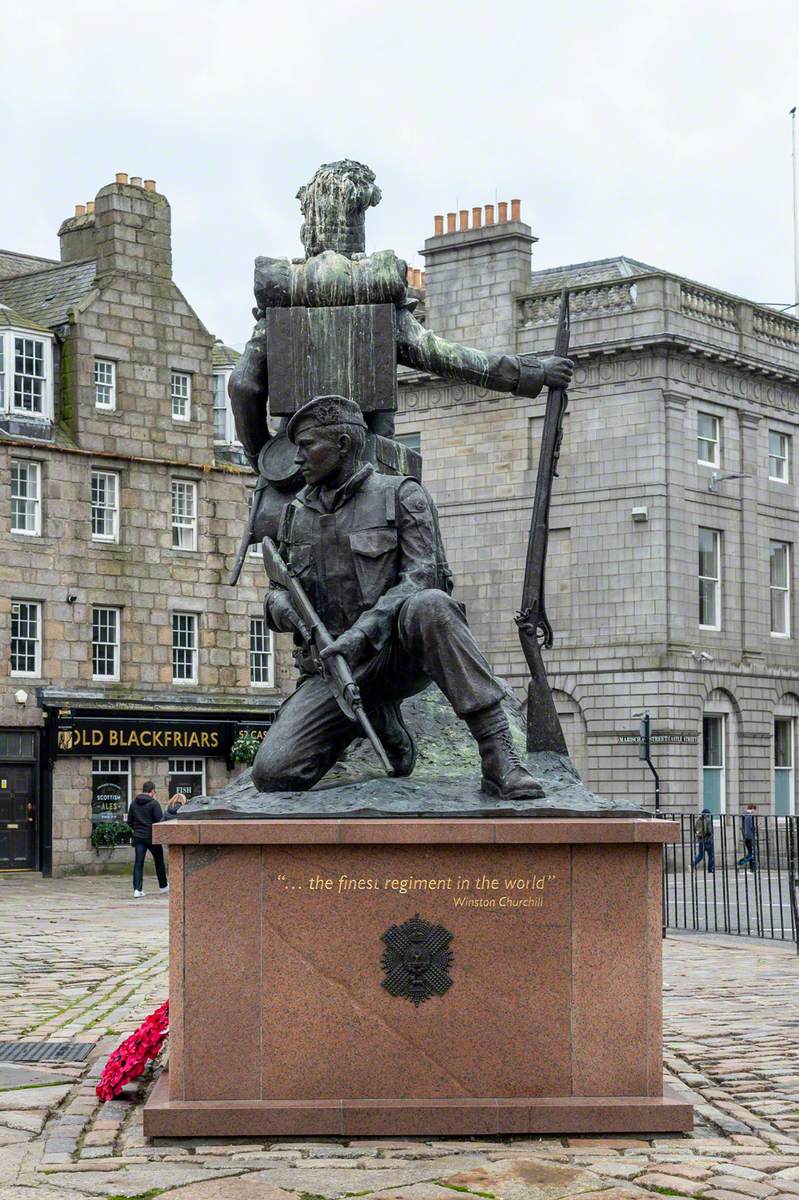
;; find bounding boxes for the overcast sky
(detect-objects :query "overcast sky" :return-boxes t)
[4,0,798,348]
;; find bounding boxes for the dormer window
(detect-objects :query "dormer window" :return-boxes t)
[0,326,54,421]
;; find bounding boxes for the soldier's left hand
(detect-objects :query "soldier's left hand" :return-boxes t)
[541,356,574,389]
[320,629,371,670]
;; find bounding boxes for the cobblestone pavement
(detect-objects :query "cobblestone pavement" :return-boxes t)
[2,873,799,1200]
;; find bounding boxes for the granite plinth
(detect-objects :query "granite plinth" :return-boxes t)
[145,817,690,1137]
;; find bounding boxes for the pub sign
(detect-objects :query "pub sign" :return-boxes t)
[56,716,272,758]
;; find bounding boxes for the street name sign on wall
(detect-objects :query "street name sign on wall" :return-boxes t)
[617,734,698,745]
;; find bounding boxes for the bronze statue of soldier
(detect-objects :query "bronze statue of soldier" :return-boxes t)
[228,159,574,801]
[253,394,547,801]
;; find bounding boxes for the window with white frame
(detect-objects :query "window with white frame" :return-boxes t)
[92,607,120,680]
[774,718,795,816]
[172,612,197,683]
[13,336,45,414]
[171,480,197,550]
[212,371,226,441]
[250,616,274,686]
[769,430,790,482]
[11,459,41,535]
[91,470,119,542]
[770,541,791,637]
[171,371,191,421]
[698,527,721,629]
[94,359,116,410]
[11,600,41,676]
[697,412,720,467]
[702,714,726,814]
[0,330,53,419]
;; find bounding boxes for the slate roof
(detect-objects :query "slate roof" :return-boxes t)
[0,302,48,333]
[528,255,659,293]
[0,259,97,329]
[212,339,240,368]
[0,249,59,280]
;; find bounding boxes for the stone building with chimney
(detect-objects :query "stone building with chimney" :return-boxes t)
[0,175,289,875]
[396,201,799,816]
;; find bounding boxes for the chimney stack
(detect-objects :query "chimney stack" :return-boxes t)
[58,173,170,276]
[429,197,525,239]
[94,173,171,280]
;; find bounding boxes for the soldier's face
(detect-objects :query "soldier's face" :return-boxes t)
[294,424,347,486]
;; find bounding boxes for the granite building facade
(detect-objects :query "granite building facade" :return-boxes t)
[396,203,799,815]
[0,175,289,875]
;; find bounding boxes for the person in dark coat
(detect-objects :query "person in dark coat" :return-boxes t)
[126,781,168,897]
[693,807,715,873]
[738,804,757,871]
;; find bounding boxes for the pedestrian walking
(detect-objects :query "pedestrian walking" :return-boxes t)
[126,781,168,898]
[693,806,715,873]
[165,793,188,818]
[738,804,757,872]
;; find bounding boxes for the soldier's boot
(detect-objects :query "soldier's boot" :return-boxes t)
[466,704,545,801]
[371,701,417,778]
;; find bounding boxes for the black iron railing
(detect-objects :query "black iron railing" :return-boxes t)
[662,813,799,950]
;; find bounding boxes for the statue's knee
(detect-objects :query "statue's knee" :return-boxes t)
[401,588,459,632]
[251,739,303,792]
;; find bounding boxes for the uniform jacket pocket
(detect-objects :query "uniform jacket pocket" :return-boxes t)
[349,527,398,605]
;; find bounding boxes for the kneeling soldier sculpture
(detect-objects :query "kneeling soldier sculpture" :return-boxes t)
[252,394,545,802]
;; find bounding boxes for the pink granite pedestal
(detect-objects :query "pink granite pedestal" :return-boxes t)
[144,817,691,1137]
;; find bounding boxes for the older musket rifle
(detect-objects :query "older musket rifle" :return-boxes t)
[515,288,570,754]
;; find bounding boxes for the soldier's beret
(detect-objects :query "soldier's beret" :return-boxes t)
[287,394,368,443]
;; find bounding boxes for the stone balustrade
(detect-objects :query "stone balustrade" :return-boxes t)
[519,281,637,327]
[679,284,738,329]
[517,272,799,375]
[753,307,799,348]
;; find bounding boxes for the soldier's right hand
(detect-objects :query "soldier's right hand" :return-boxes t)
[268,592,311,642]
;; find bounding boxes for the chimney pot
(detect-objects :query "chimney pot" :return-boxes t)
[74,204,86,217]
[130,176,143,187]
[434,214,444,236]
[86,201,95,215]
[115,173,129,185]
[420,270,426,289]
[446,212,456,233]
[485,204,495,225]
[511,198,521,221]
[144,179,156,192]
[472,206,482,229]
[498,201,508,223]
[459,208,468,232]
